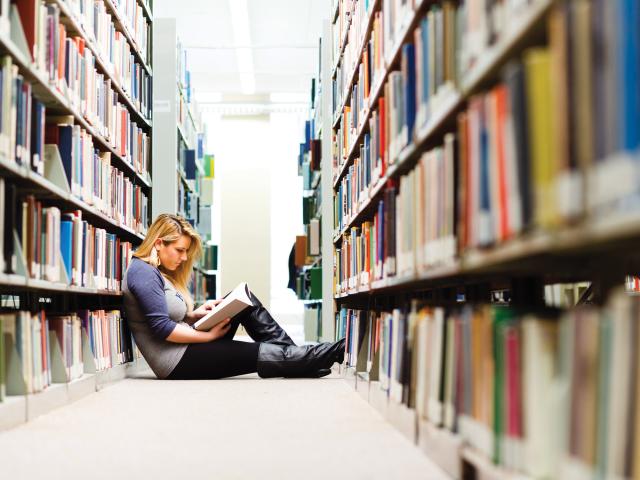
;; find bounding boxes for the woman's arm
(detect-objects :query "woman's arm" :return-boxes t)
[128,262,227,343]
[184,299,224,325]
[166,319,231,343]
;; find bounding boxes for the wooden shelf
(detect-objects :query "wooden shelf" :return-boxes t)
[0,157,146,244]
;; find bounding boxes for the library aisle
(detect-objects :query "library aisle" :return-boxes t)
[5,0,640,478]
[0,366,448,480]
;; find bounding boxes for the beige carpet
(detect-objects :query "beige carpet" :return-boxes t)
[0,369,449,480]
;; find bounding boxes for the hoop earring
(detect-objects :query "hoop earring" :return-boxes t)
[150,248,161,268]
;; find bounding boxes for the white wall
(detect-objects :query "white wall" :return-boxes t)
[203,109,307,318]
[204,113,272,308]
[268,111,308,324]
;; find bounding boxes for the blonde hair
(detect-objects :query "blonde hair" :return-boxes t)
[133,214,202,310]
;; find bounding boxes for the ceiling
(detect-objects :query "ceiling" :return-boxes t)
[154,0,331,103]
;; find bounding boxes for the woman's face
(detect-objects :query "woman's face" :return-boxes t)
[156,235,191,271]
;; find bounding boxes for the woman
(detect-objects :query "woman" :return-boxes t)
[122,213,345,380]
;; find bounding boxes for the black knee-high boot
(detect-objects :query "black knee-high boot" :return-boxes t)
[256,339,346,378]
[225,291,297,346]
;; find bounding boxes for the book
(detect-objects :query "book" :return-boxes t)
[294,235,308,267]
[0,177,4,275]
[193,282,253,331]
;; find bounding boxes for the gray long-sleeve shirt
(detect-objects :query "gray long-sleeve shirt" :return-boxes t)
[122,257,188,378]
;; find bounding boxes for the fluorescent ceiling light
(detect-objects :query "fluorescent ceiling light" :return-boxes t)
[229,0,255,95]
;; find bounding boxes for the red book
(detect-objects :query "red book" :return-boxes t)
[362,50,369,98]
[494,86,510,240]
[40,311,48,380]
[75,37,84,56]
[15,0,38,61]
[457,112,470,251]
[379,96,386,176]
[58,28,67,86]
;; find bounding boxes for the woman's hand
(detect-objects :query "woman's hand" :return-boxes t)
[187,299,224,323]
[204,318,232,341]
[166,319,231,344]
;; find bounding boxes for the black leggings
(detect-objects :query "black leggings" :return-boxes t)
[166,309,261,380]
[167,339,260,380]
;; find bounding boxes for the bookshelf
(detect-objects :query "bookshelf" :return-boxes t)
[295,85,322,340]
[330,0,640,479]
[0,0,153,430]
[152,18,216,305]
[293,27,335,344]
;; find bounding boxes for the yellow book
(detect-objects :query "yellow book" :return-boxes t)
[548,5,570,187]
[524,48,557,228]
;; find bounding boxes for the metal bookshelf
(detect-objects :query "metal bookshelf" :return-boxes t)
[327,0,639,479]
[0,0,154,429]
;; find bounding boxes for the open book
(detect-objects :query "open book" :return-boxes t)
[193,282,253,331]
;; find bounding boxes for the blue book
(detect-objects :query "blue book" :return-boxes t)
[185,149,197,179]
[479,106,492,245]
[304,120,312,149]
[619,0,640,151]
[31,100,45,173]
[81,222,87,286]
[14,74,23,164]
[421,17,430,109]
[197,133,204,159]
[402,43,417,145]
[65,39,72,87]
[60,220,73,282]
[364,134,371,186]
[58,126,74,186]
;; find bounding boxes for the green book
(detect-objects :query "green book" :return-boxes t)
[492,307,514,465]
[302,196,312,225]
[309,267,322,300]
[203,154,215,178]
[595,311,612,477]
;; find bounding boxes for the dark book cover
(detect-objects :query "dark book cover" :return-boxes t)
[504,62,533,229]
[3,182,16,273]
[184,149,197,180]
[57,125,74,186]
